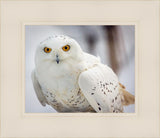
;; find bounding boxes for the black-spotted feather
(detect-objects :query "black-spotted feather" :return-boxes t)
[78,64,123,113]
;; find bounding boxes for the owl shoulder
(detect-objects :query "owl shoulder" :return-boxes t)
[76,53,100,72]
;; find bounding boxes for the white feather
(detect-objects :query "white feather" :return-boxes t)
[78,63,123,113]
[31,70,48,106]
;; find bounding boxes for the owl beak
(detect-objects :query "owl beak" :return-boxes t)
[56,54,60,64]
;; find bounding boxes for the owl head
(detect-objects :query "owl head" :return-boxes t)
[35,35,83,67]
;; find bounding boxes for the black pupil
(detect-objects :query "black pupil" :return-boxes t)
[65,46,67,49]
[47,48,49,51]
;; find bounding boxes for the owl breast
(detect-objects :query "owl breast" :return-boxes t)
[36,63,95,112]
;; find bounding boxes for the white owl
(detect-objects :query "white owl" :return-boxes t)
[31,35,134,113]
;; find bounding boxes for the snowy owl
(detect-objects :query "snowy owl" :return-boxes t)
[31,35,135,113]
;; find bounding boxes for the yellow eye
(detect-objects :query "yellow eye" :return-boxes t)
[62,45,70,52]
[44,47,52,53]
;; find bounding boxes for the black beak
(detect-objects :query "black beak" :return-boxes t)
[56,54,60,64]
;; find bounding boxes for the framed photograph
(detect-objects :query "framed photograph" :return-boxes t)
[1,0,159,137]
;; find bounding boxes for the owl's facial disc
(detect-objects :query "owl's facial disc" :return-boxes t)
[35,35,84,67]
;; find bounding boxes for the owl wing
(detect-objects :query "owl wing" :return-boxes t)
[78,64,123,113]
[31,70,48,106]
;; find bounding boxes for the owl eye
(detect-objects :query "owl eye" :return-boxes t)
[62,45,70,52]
[44,47,52,53]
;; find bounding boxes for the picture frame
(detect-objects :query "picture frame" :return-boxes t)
[0,0,159,137]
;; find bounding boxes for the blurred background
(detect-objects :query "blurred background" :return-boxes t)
[25,25,135,113]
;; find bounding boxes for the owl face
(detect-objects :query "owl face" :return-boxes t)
[35,35,83,66]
